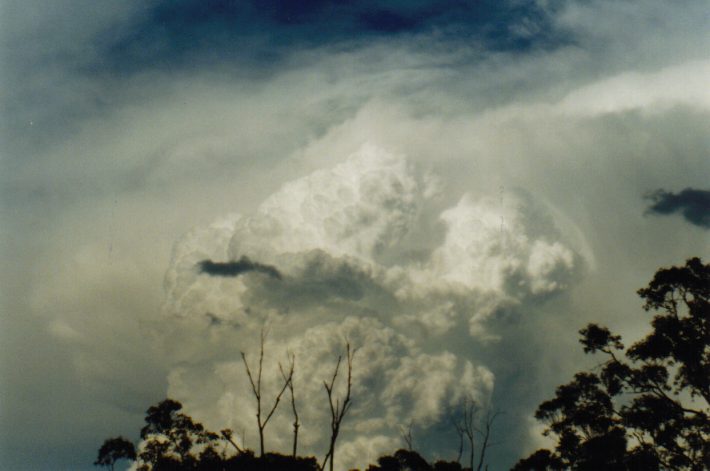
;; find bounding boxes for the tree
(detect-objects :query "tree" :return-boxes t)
[137,399,220,471]
[474,408,497,471]
[95,436,136,471]
[366,449,433,471]
[365,449,465,471]
[240,328,294,457]
[451,397,497,471]
[399,421,414,451]
[321,342,355,471]
[514,257,710,470]
[280,352,300,458]
[452,400,472,469]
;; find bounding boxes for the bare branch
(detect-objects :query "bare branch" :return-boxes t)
[240,352,259,400]
[256,328,266,399]
[239,326,291,457]
[220,429,244,454]
[321,343,355,471]
[400,421,414,451]
[262,367,292,427]
[475,409,500,471]
[460,396,478,471]
[454,421,464,464]
[280,353,299,457]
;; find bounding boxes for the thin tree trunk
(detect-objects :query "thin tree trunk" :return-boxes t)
[241,327,293,457]
[475,409,499,471]
[280,353,299,457]
[321,343,355,471]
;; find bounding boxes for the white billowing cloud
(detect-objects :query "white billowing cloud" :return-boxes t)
[158,144,580,468]
[163,213,245,320]
[227,143,420,263]
[161,316,493,470]
[426,193,576,297]
[386,192,579,337]
[380,350,493,424]
[164,145,582,332]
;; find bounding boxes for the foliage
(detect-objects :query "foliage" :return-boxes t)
[137,399,220,471]
[513,258,710,470]
[223,450,319,471]
[95,436,136,471]
[95,399,487,471]
[96,398,320,471]
[365,449,466,471]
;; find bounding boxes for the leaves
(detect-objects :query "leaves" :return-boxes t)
[516,258,710,470]
[95,436,136,470]
[580,324,623,354]
[137,399,220,469]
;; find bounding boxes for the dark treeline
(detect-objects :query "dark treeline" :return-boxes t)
[96,258,709,470]
[95,398,479,471]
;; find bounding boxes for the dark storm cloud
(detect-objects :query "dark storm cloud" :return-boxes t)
[645,188,710,228]
[198,256,282,279]
[97,0,567,74]
[1,0,568,158]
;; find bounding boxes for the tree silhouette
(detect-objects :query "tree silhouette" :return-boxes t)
[95,436,136,471]
[280,352,300,458]
[321,342,355,471]
[240,328,294,457]
[514,257,710,470]
[97,397,322,471]
[365,449,466,471]
[449,397,497,471]
[453,398,476,470]
[137,399,220,471]
[399,421,414,452]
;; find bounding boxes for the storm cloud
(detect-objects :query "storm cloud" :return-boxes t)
[157,146,578,468]
[645,188,710,228]
[2,0,710,470]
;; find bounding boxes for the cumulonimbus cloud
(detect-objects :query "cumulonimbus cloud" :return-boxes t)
[157,144,583,469]
[645,188,710,228]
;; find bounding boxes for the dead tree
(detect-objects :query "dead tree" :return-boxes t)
[453,397,499,471]
[452,417,465,464]
[321,343,355,471]
[220,428,244,454]
[399,421,414,451]
[240,328,293,457]
[473,409,499,471]
[279,352,299,457]
[460,396,478,471]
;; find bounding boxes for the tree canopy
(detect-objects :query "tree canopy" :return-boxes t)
[95,436,136,471]
[514,257,709,470]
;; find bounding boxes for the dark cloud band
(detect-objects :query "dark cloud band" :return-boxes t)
[98,0,564,76]
[198,256,282,279]
[645,188,710,228]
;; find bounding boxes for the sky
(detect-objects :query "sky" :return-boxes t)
[1,1,709,470]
